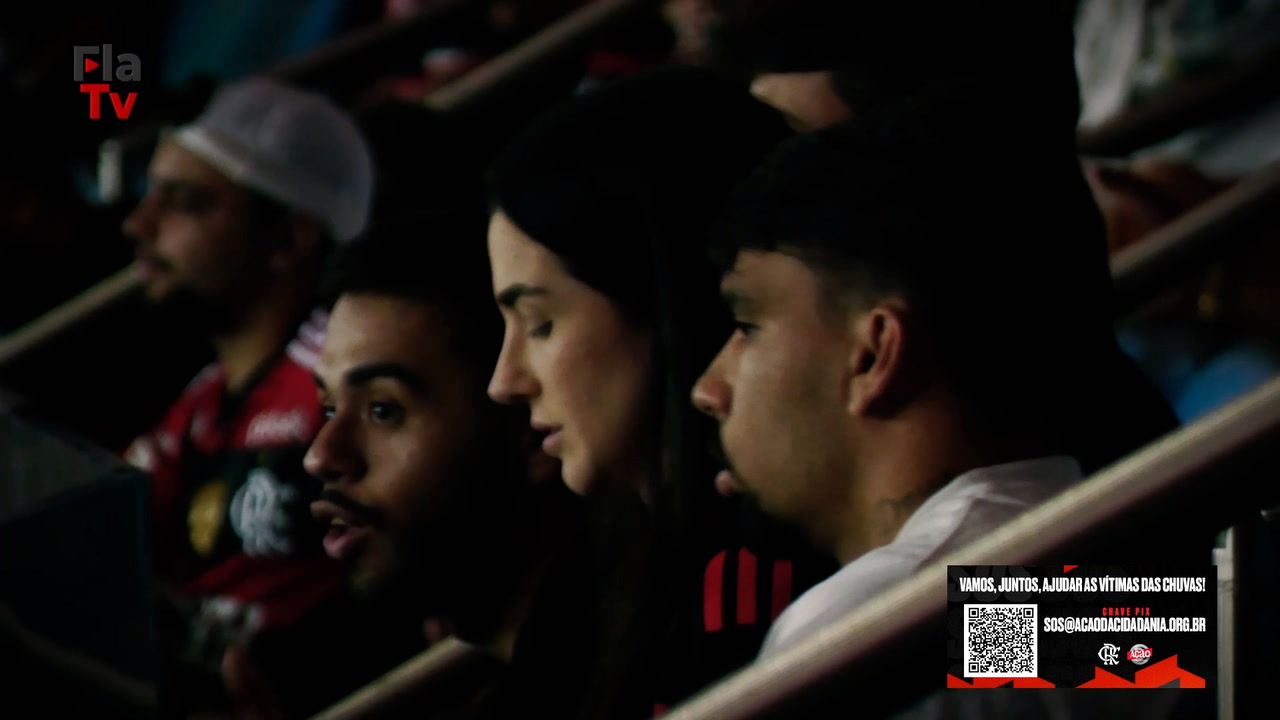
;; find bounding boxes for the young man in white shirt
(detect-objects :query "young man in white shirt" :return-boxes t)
[692,109,1188,660]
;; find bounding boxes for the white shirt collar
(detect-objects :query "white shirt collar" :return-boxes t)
[895,455,1083,543]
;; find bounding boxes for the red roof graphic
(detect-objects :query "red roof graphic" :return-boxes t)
[947,656,1204,688]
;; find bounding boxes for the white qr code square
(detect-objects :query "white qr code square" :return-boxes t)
[962,603,1038,677]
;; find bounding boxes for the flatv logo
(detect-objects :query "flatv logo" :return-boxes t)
[74,45,140,119]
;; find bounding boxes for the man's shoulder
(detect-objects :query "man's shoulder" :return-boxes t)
[124,363,224,464]
[262,351,323,398]
[926,455,1084,552]
[283,308,328,372]
[760,543,924,658]
[181,362,226,398]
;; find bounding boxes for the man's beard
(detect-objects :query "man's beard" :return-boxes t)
[352,545,430,613]
[361,499,496,623]
[713,443,819,557]
[143,283,244,336]
[732,482,824,559]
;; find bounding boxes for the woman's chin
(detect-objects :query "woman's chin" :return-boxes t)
[559,453,604,496]
[560,467,596,496]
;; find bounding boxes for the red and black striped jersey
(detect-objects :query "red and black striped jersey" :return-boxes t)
[125,309,343,631]
[651,522,839,716]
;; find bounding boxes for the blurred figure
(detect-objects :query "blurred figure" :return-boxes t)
[365,0,586,103]
[706,0,1081,134]
[1075,0,1280,424]
[120,78,410,717]
[662,0,715,65]
[1076,0,1280,178]
[1086,157,1231,256]
[1088,157,1280,423]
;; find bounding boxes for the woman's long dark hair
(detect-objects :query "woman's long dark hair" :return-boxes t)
[486,66,791,718]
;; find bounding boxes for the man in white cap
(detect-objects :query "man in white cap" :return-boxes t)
[121,78,416,716]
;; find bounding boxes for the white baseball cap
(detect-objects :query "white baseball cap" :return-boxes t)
[170,77,375,243]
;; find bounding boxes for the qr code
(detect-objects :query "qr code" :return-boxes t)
[962,604,1038,677]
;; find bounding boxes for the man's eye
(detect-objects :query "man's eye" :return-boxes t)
[529,321,552,339]
[734,321,758,338]
[369,402,404,424]
[320,404,336,420]
[161,189,214,214]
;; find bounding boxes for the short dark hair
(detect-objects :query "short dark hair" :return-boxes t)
[486,66,791,329]
[711,108,1116,414]
[717,104,1184,473]
[320,211,501,379]
[485,65,791,520]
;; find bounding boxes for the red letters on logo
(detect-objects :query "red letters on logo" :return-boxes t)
[80,84,137,119]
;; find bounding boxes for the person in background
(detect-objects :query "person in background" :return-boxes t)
[705,0,1080,135]
[121,77,414,717]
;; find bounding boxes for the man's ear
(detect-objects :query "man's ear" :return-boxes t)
[270,214,325,274]
[845,300,909,417]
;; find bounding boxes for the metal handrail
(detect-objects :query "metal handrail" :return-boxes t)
[424,0,647,114]
[12,4,1280,376]
[266,0,476,88]
[659,376,1280,720]
[0,264,144,369]
[1,603,158,717]
[0,0,648,377]
[1077,43,1280,158]
[7,152,1273,376]
[1111,160,1280,317]
[310,637,490,720]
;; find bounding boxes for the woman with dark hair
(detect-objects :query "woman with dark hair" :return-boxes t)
[484,66,835,718]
